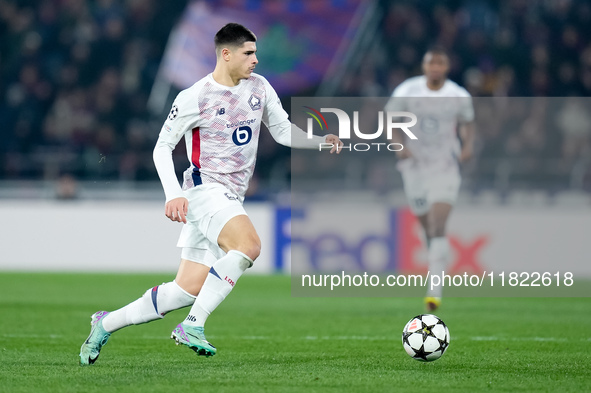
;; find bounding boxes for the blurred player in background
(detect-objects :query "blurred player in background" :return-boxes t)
[388,47,475,311]
[80,23,342,365]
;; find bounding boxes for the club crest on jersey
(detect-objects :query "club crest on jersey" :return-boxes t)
[168,105,178,120]
[248,94,261,111]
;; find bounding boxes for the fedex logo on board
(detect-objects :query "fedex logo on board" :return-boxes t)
[274,208,487,274]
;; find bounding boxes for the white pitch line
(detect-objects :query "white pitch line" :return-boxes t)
[130,335,590,343]
[469,336,569,342]
[1,334,589,343]
[1,334,63,339]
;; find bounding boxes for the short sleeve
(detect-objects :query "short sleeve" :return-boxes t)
[457,88,475,123]
[385,83,409,112]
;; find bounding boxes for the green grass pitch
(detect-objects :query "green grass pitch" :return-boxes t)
[0,273,589,393]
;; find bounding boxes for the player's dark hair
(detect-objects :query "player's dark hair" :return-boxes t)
[424,45,449,58]
[214,23,257,53]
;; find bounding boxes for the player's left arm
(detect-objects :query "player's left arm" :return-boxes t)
[457,91,476,162]
[458,121,475,162]
[261,79,343,154]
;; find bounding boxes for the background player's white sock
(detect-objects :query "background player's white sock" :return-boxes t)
[183,250,252,328]
[427,237,449,298]
[102,281,195,333]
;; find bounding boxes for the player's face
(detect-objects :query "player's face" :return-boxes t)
[422,53,449,83]
[230,41,258,80]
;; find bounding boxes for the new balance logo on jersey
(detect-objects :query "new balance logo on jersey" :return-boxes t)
[216,107,226,116]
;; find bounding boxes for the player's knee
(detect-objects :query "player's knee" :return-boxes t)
[238,239,261,262]
[175,279,202,297]
[222,232,261,262]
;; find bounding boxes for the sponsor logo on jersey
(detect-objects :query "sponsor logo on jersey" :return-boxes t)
[248,94,261,111]
[232,126,252,146]
[226,118,256,128]
[163,125,172,133]
[168,104,179,120]
[216,107,226,116]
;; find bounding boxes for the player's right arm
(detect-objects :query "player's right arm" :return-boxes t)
[259,76,342,153]
[386,82,412,160]
[153,90,200,224]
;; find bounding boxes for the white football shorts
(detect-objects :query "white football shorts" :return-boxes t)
[401,169,461,216]
[177,183,247,267]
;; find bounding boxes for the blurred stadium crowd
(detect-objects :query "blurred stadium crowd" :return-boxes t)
[353,0,591,192]
[1,0,590,194]
[0,0,184,182]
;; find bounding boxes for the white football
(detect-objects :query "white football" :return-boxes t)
[402,314,450,361]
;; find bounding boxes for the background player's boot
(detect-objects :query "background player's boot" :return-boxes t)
[425,297,441,312]
[79,311,111,365]
[171,323,216,357]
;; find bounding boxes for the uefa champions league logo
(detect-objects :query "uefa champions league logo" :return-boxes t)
[168,105,179,120]
[303,106,418,152]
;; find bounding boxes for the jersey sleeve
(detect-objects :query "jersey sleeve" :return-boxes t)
[153,90,201,202]
[157,89,201,145]
[261,78,324,148]
[456,88,475,124]
[385,82,409,112]
[391,82,408,97]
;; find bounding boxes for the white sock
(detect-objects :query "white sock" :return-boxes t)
[183,250,252,327]
[102,281,195,333]
[427,237,449,298]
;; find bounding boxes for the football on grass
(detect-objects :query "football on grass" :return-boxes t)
[402,314,450,361]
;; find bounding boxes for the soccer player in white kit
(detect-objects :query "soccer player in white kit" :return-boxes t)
[388,47,475,311]
[80,23,342,364]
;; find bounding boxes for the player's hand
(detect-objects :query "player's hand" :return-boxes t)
[459,145,473,162]
[396,148,412,160]
[325,134,343,154]
[165,197,189,224]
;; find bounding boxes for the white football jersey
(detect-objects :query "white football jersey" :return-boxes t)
[388,75,474,173]
[157,73,286,199]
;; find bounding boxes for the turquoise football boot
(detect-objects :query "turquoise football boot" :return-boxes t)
[171,323,216,357]
[79,311,111,365]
